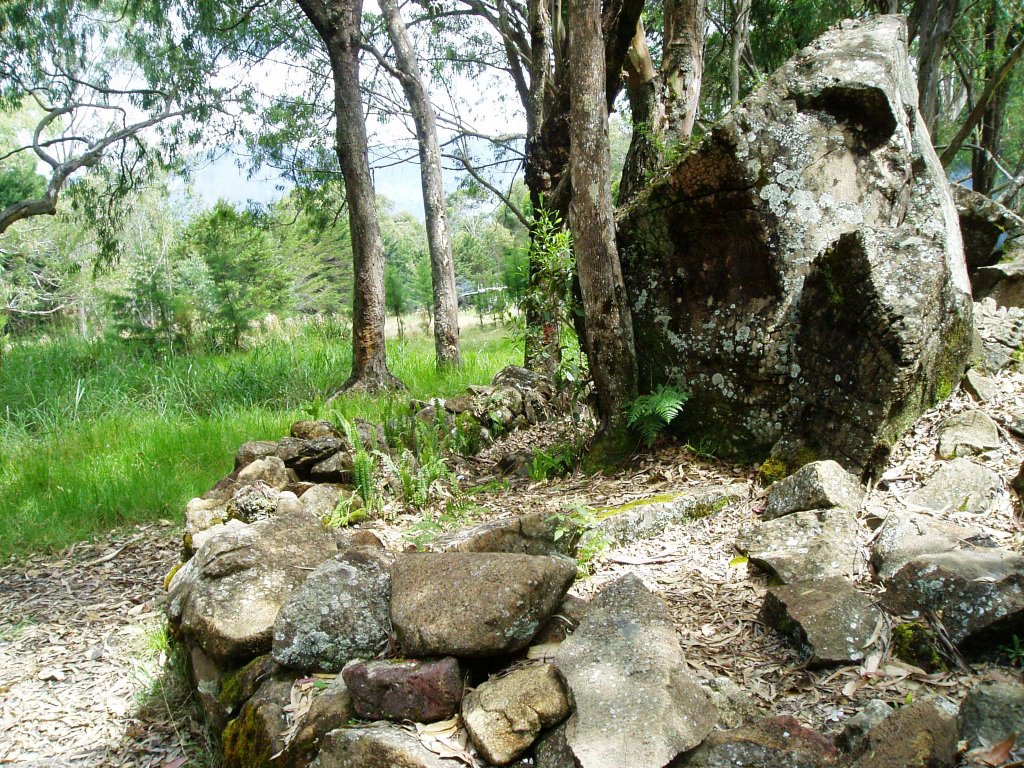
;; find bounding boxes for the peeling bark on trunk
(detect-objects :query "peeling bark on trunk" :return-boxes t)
[296,0,403,393]
[620,19,662,205]
[379,0,461,369]
[567,0,638,434]
[662,0,706,142]
[730,0,751,108]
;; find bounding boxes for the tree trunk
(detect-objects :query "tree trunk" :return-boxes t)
[910,0,960,135]
[379,0,461,369]
[662,0,706,143]
[295,0,403,393]
[619,19,663,205]
[567,0,638,439]
[730,0,751,108]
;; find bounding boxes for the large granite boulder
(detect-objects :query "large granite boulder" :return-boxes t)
[271,547,392,672]
[617,16,971,476]
[554,575,715,768]
[390,552,577,657]
[167,509,337,666]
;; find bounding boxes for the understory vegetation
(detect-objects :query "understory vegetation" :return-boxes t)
[0,321,516,559]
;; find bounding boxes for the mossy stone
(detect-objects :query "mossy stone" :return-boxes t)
[891,622,947,673]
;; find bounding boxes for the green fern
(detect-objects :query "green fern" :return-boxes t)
[626,385,690,447]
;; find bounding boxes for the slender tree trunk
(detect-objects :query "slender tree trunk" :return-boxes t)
[729,0,751,108]
[910,0,960,134]
[567,0,637,441]
[619,19,662,205]
[379,0,461,369]
[295,0,403,392]
[662,0,706,143]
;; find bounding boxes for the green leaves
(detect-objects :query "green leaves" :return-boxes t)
[626,384,690,448]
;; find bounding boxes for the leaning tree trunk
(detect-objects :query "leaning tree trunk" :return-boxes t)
[379,0,461,369]
[567,0,638,456]
[730,0,751,108]
[295,0,403,392]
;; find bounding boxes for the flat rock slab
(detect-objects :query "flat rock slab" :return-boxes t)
[849,700,957,768]
[760,578,879,666]
[735,508,860,584]
[462,664,571,765]
[908,458,1001,516]
[272,547,392,672]
[883,548,1024,648]
[554,574,715,768]
[343,657,463,724]
[871,510,979,582]
[596,484,748,548]
[763,460,863,520]
[429,510,571,557]
[957,675,1024,749]
[390,553,577,657]
[936,410,1000,458]
[167,509,337,666]
[963,370,999,402]
[679,715,839,768]
[311,722,457,768]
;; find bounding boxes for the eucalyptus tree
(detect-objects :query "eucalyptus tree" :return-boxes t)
[291,0,403,392]
[0,0,254,235]
[371,0,461,369]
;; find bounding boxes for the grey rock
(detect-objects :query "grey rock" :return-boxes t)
[958,675,1024,749]
[300,483,346,520]
[972,298,1024,373]
[277,436,346,472]
[735,508,860,584]
[343,657,463,724]
[763,460,864,520]
[618,16,971,477]
[491,365,555,398]
[882,548,1024,648]
[533,594,589,645]
[311,722,455,768]
[836,699,893,753]
[272,547,392,672]
[183,496,229,554]
[391,552,577,658]
[234,440,279,470]
[430,510,572,557]
[221,674,297,768]
[952,184,1024,271]
[309,451,355,483]
[534,724,577,768]
[936,410,1000,458]
[188,644,226,729]
[597,485,747,547]
[963,369,999,402]
[236,455,289,490]
[554,574,715,768]
[760,578,880,666]
[871,509,979,582]
[290,419,341,440]
[973,247,1024,309]
[679,715,839,768]
[226,481,281,523]
[167,508,337,666]
[282,674,355,768]
[702,676,760,729]
[908,458,1001,515]
[848,700,957,768]
[462,664,571,765]
[188,519,248,557]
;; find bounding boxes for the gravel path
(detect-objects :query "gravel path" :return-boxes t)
[0,521,215,767]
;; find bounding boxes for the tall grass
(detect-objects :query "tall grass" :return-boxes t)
[0,321,517,559]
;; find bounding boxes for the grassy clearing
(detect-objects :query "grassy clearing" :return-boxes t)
[0,320,518,559]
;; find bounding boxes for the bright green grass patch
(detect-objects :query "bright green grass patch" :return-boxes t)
[0,323,518,559]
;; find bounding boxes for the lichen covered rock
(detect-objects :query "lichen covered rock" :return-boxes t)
[617,16,971,476]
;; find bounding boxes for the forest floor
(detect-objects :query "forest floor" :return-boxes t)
[3,366,1024,767]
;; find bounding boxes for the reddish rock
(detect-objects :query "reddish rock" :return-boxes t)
[681,716,839,767]
[342,657,464,723]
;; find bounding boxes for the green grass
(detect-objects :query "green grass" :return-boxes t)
[0,321,518,559]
